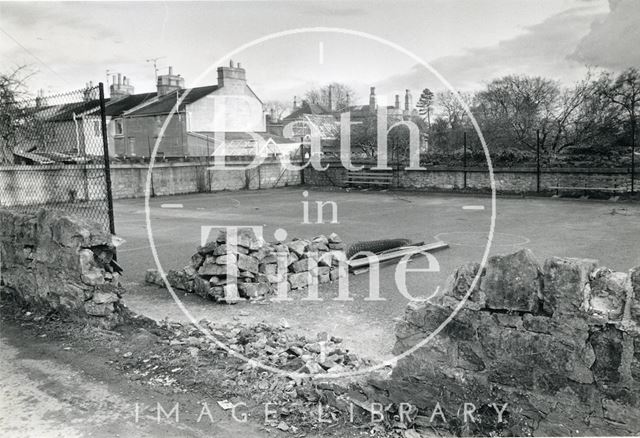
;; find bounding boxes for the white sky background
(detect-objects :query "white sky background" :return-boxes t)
[0,0,638,104]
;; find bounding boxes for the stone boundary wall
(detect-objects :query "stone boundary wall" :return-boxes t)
[304,161,637,194]
[0,209,126,328]
[0,159,303,207]
[111,159,302,199]
[368,249,640,435]
[0,164,108,207]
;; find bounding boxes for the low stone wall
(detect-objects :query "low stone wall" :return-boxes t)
[304,161,637,194]
[0,209,126,328]
[0,159,302,207]
[371,249,640,435]
[111,159,302,199]
[0,164,109,207]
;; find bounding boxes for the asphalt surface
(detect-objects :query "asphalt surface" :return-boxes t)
[114,187,640,359]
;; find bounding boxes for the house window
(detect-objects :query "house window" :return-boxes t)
[115,119,123,135]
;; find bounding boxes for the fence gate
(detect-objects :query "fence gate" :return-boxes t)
[0,83,115,234]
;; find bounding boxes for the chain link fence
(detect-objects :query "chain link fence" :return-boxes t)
[0,84,115,233]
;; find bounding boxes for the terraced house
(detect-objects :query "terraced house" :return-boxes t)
[109,62,298,159]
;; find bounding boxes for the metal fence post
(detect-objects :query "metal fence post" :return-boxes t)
[98,83,116,235]
[463,131,467,189]
[631,117,636,195]
[536,129,541,193]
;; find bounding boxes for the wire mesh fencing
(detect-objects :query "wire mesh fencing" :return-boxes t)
[0,84,115,233]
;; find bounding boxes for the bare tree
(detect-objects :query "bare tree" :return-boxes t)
[435,90,473,129]
[0,66,37,164]
[264,100,289,122]
[305,83,355,111]
[598,68,640,156]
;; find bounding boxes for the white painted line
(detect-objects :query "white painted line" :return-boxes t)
[462,205,485,210]
[161,203,184,209]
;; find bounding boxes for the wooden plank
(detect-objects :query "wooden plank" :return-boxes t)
[348,241,449,269]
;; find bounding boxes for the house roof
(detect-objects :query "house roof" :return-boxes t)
[96,92,156,117]
[303,115,339,139]
[282,101,331,121]
[126,85,219,116]
[45,99,103,122]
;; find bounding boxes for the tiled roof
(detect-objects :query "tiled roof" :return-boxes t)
[304,115,339,139]
[282,101,331,121]
[126,85,218,116]
[97,92,156,117]
[45,99,103,122]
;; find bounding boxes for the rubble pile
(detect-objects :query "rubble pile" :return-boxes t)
[169,320,372,374]
[116,318,382,432]
[0,208,126,329]
[146,228,349,302]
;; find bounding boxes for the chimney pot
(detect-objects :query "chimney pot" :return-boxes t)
[369,87,377,112]
[168,66,173,75]
[404,89,412,111]
[395,94,400,109]
[237,62,241,68]
[229,59,234,68]
[117,73,122,85]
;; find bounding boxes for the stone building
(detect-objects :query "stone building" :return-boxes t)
[111,62,279,158]
[278,86,425,158]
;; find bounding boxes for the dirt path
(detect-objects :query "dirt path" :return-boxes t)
[0,319,278,438]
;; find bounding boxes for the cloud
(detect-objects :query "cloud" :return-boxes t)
[570,0,640,69]
[293,3,368,18]
[377,4,609,92]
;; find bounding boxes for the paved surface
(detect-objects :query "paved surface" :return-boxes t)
[0,323,270,438]
[115,187,640,359]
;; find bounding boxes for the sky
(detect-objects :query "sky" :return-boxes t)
[1,0,638,105]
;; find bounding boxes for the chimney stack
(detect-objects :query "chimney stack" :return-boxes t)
[35,89,46,107]
[157,66,185,97]
[217,60,247,93]
[110,73,135,101]
[369,87,376,113]
[395,94,400,109]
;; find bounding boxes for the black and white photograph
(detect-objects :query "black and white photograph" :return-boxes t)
[1,1,639,436]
